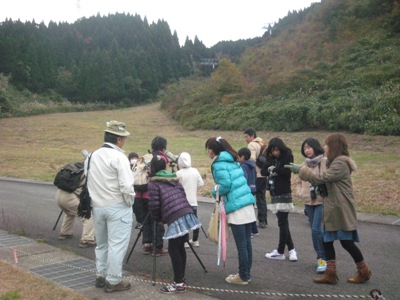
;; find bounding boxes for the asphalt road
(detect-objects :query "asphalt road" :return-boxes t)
[0,179,398,300]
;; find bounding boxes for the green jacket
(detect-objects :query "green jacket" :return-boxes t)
[299,156,358,232]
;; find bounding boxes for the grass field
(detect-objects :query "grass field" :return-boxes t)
[0,102,399,215]
[0,102,399,298]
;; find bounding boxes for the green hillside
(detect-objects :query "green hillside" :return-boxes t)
[160,0,400,135]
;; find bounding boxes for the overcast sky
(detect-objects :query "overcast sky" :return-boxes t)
[1,0,320,47]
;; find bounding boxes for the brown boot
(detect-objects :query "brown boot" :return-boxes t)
[313,260,338,284]
[347,261,372,283]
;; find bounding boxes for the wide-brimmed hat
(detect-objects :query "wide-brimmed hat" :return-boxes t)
[104,120,130,136]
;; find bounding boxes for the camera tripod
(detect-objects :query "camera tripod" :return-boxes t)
[169,161,177,173]
[53,210,63,230]
[125,211,208,285]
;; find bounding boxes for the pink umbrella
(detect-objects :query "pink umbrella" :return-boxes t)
[220,196,227,267]
[217,194,222,265]
[216,186,227,267]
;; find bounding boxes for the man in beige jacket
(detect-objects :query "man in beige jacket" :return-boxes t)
[244,128,268,228]
[56,184,96,248]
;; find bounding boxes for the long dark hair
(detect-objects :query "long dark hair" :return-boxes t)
[300,137,324,158]
[205,137,238,161]
[149,154,167,177]
[266,137,291,158]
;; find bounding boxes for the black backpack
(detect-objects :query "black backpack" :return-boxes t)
[255,142,268,168]
[53,162,84,192]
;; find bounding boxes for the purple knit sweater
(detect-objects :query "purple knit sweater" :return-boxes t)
[148,176,193,225]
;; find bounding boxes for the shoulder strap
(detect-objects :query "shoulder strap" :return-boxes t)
[255,141,267,157]
[260,145,268,156]
[84,145,108,189]
[83,152,93,190]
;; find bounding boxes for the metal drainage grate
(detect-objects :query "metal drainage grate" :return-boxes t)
[0,231,33,247]
[30,258,97,290]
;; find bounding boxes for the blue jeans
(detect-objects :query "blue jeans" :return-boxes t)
[251,221,258,234]
[93,203,132,284]
[230,223,253,281]
[304,204,326,260]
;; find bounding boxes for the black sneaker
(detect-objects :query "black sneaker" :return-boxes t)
[95,276,106,288]
[259,222,267,228]
[58,234,73,240]
[104,279,131,293]
[78,241,96,248]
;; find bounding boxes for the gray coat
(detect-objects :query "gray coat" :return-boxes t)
[298,156,358,232]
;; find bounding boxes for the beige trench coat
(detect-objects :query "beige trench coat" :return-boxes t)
[298,156,358,232]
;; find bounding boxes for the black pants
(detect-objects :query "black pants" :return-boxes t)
[168,234,188,283]
[141,198,165,249]
[276,211,294,254]
[255,177,267,224]
[323,240,364,263]
[132,197,146,224]
[191,207,199,242]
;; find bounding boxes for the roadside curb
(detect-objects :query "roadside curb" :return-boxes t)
[197,196,400,227]
[2,177,399,227]
[1,178,397,299]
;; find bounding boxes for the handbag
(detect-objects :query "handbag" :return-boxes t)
[207,189,229,244]
[208,201,220,244]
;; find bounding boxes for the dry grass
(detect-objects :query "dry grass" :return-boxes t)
[0,260,88,300]
[0,102,399,215]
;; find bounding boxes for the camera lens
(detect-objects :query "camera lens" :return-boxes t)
[310,186,317,200]
[268,177,275,190]
[317,184,328,197]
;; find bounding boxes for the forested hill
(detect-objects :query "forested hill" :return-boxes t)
[160,0,400,136]
[0,13,214,110]
[1,0,399,136]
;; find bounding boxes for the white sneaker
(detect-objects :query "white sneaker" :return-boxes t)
[225,273,249,285]
[265,249,285,260]
[289,249,298,262]
[185,239,199,248]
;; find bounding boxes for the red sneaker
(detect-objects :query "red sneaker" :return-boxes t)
[152,248,168,256]
[143,244,153,255]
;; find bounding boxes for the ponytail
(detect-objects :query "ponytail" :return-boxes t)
[205,137,238,160]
